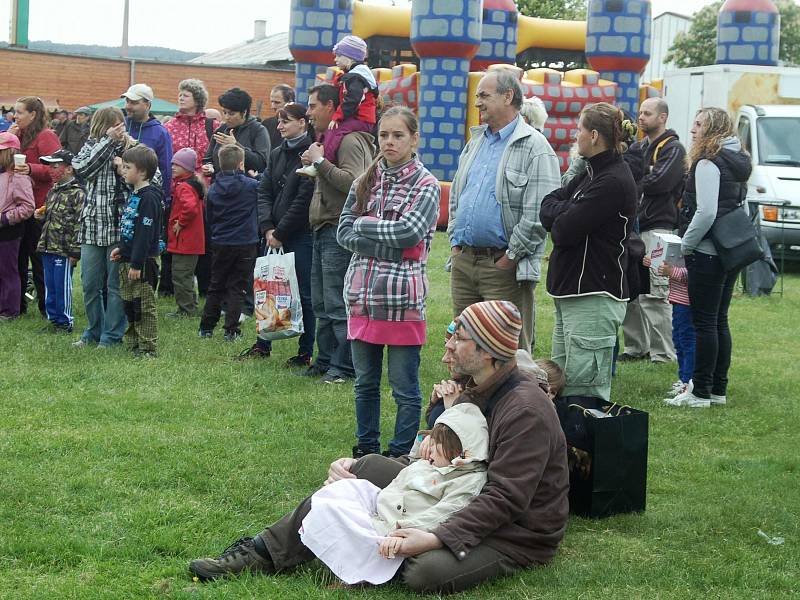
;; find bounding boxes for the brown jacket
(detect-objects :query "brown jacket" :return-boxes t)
[432,361,569,566]
[308,131,375,230]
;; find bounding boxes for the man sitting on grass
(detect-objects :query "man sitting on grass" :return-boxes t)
[189,300,570,594]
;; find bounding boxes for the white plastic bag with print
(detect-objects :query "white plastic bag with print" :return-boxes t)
[253,248,303,340]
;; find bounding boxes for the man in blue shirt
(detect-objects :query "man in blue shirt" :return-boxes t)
[448,69,560,352]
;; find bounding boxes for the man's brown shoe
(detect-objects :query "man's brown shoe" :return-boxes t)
[189,537,273,581]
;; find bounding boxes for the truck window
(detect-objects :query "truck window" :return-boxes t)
[738,117,751,154]
[757,117,800,167]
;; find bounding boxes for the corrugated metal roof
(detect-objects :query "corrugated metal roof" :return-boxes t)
[189,31,293,67]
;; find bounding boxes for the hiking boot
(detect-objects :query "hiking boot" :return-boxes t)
[284,353,312,368]
[302,364,328,378]
[189,537,273,582]
[198,329,213,338]
[236,344,271,360]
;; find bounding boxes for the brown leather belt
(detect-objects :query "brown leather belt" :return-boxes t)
[460,245,506,257]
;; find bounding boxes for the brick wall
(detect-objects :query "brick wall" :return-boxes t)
[0,48,295,119]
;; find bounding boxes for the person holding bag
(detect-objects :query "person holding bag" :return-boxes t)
[337,105,440,458]
[239,102,316,365]
[667,108,752,408]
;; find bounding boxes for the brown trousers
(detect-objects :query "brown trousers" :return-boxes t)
[256,454,520,593]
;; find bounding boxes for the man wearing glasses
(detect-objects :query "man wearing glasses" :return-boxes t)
[447,69,560,354]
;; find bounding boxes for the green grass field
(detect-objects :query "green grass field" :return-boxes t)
[1,232,797,599]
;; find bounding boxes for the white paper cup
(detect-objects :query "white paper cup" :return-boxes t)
[13,154,26,167]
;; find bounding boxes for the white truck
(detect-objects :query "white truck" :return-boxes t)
[662,64,800,259]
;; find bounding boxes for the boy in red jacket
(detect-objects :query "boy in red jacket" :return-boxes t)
[166,148,205,317]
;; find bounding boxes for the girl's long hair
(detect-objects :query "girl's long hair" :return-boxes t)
[16,96,49,150]
[687,108,735,165]
[89,107,126,141]
[353,105,418,215]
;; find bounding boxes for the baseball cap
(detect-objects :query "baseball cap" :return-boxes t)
[40,149,75,165]
[121,83,154,102]
[0,131,21,151]
[75,106,92,115]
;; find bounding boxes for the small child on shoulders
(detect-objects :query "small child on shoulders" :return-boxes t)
[35,149,85,333]
[110,145,164,357]
[297,35,377,177]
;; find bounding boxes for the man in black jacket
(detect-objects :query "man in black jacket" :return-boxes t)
[620,98,686,364]
[262,84,294,151]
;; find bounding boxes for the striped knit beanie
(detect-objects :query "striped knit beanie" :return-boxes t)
[333,35,368,62]
[457,301,522,361]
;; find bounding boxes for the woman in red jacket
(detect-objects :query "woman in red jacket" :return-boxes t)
[8,97,61,315]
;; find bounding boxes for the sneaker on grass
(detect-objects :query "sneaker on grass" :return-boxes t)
[236,344,271,360]
[189,537,273,582]
[664,389,710,408]
[284,353,312,368]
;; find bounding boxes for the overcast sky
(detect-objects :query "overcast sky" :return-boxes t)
[0,0,716,54]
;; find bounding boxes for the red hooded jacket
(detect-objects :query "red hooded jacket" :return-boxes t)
[20,128,61,208]
[167,173,205,255]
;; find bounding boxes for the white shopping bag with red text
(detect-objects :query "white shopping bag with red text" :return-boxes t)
[253,248,303,340]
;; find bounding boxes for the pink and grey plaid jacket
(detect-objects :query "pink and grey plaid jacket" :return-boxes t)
[337,156,440,324]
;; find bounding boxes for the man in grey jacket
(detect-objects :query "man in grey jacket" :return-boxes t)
[448,69,560,352]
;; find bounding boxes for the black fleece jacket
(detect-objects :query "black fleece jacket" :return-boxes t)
[257,134,315,241]
[540,150,637,300]
[626,129,687,231]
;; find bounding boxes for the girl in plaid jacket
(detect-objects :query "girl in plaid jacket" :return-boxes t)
[337,106,440,458]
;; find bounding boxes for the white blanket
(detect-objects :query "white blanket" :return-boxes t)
[299,479,404,585]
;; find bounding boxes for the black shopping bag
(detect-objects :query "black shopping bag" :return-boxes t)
[554,396,649,518]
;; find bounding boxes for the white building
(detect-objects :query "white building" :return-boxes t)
[642,11,693,83]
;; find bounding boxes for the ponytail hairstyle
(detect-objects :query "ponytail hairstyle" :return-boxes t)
[16,96,49,150]
[687,107,735,166]
[353,105,418,215]
[580,102,624,155]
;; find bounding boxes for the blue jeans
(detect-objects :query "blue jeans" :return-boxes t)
[311,226,353,377]
[80,244,126,345]
[352,340,422,456]
[258,232,315,356]
[671,303,695,384]
[42,253,74,327]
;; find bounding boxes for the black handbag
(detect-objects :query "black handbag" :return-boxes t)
[554,396,649,518]
[709,206,764,272]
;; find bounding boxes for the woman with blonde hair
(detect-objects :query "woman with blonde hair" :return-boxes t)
[666,108,751,408]
[540,102,637,401]
[71,106,130,348]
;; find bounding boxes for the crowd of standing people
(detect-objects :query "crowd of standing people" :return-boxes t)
[1,33,753,591]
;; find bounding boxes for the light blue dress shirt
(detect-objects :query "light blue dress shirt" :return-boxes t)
[451,116,519,248]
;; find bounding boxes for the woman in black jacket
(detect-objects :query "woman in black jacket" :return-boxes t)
[239,103,316,365]
[540,103,637,401]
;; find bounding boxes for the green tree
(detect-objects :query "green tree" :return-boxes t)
[516,0,587,21]
[665,0,800,68]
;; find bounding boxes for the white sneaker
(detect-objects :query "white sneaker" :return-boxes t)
[666,380,692,397]
[664,389,710,408]
[710,394,727,406]
[296,164,318,178]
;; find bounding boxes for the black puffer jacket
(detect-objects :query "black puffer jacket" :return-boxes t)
[257,133,315,241]
[540,150,638,300]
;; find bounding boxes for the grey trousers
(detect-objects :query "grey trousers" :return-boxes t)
[622,228,677,361]
[256,455,520,593]
[171,254,199,314]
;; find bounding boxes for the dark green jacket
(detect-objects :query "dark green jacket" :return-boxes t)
[37,178,85,259]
